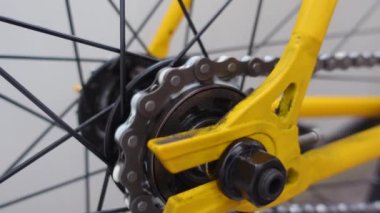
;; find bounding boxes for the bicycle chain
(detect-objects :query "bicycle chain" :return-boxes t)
[113,51,380,212]
[267,201,380,212]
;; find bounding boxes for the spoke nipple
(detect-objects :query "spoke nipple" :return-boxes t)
[128,135,138,148]
[144,100,156,112]
[170,75,181,87]
[200,64,211,74]
[72,83,82,93]
[127,171,138,182]
[137,201,148,212]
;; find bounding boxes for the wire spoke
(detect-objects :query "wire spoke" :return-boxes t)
[247,0,263,56]
[241,0,263,90]
[332,1,380,52]
[0,16,116,53]
[65,0,85,89]
[0,168,106,209]
[0,103,115,184]
[119,0,127,118]
[108,0,150,55]
[183,0,194,48]
[0,16,154,61]
[64,1,91,211]
[178,0,209,58]
[84,148,91,212]
[171,0,233,66]
[0,93,54,124]
[326,27,380,40]
[2,98,78,175]
[186,3,300,57]
[96,170,111,211]
[0,67,106,161]
[189,26,380,56]
[91,207,130,213]
[0,54,106,63]
[255,3,300,51]
[125,0,164,49]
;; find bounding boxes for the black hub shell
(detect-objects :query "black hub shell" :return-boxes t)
[78,56,157,164]
[147,85,245,202]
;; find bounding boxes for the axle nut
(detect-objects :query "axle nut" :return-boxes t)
[216,139,286,206]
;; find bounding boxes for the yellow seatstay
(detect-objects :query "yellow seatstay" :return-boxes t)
[148,0,192,58]
[147,0,380,212]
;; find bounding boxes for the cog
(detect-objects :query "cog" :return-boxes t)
[113,56,254,212]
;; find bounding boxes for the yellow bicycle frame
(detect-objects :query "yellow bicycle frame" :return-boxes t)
[146,0,380,212]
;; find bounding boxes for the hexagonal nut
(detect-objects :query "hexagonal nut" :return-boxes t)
[216,139,286,207]
[233,149,286,206]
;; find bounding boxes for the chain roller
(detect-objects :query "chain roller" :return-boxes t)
[113,51,380,212]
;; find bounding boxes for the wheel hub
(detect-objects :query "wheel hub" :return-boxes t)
[77,56,156,164]
[148,85,245,202]
[112,56,253,212]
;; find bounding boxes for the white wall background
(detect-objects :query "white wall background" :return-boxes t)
[0,0,379,212]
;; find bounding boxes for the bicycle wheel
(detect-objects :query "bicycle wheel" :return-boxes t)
[0,0,379,212]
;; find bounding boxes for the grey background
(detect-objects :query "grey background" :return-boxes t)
[0,0,379,212]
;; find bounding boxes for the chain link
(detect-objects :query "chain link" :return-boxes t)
[260,201,380,212]
[114,51,380,213]
[246,51,380,76]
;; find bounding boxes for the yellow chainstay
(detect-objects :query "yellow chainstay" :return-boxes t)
[147,0,380,212]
